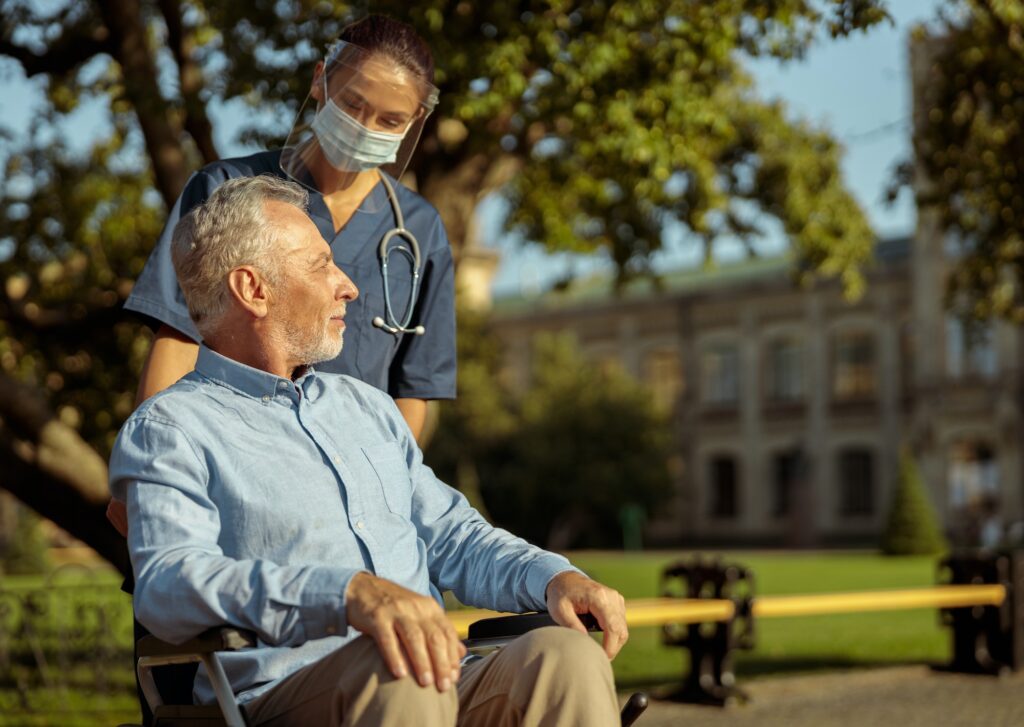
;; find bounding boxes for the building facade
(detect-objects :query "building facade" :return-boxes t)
[486,235,1022,547]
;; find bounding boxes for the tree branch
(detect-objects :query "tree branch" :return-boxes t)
[96,0,190,208]
[0,16,113,77]
[0,374,129,576]
[156,0,219,164]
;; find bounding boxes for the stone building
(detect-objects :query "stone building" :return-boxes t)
[484,233,1021,546]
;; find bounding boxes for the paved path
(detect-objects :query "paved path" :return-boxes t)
[624,666,1024,726]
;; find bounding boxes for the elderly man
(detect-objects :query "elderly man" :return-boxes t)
[109,175,628,726]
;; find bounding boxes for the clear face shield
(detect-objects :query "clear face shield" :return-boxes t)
[280,41,439,212]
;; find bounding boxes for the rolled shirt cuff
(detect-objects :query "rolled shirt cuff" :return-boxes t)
[524,557,587,613]
[300,567,366,639]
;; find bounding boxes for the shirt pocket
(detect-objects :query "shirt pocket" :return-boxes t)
[361,442,413,519]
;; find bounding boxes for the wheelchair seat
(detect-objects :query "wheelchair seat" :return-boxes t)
[126,614,648,727]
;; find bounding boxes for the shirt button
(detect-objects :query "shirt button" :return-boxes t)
[261,395,270,403]
[333,455,341,464]
[356,521,365,531]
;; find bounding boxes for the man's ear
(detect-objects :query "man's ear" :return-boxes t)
[226,266,271,319]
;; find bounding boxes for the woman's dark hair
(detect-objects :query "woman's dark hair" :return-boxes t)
[339,15,434,84]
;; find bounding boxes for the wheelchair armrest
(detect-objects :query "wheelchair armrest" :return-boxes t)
[137,626,257,659]
[466,612,599,641]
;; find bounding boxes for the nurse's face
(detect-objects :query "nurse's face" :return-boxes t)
[315,54,423,134]
[265,200,358,366]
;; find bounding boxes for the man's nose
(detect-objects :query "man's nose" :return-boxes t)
[333,265,358,301]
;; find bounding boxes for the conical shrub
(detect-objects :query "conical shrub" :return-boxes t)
[881,449,948,556]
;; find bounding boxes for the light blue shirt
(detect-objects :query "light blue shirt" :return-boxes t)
[109,346,578,705]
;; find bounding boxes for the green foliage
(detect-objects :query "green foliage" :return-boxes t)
[880,450,948,556]
[428,320,674,549]
[0,1,886,548]
[0,509,50,575]
[909,0,1024,320]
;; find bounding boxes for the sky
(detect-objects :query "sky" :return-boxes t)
[0,1,947,297]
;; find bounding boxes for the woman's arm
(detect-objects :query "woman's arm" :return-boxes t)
[135,325,201,407]
[395,397,427,443]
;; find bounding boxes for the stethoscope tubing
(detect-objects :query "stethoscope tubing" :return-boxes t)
[376,175,424,336]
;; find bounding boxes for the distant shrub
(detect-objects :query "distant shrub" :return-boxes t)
[1,509,51,575]
[881,449,947,556]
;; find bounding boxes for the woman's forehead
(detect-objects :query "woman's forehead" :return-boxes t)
[327,56,422,112]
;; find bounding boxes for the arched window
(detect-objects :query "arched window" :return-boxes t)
[838,448,875,517]
[832,330,876,400]
[702,343,739,406]
[765,337,804,403]
[708,455,740,519]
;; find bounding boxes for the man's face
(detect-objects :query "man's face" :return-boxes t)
[264,199,358,367]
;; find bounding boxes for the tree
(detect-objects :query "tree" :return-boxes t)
[880,449,947,556]
[0,1,888,571]
[430,330,674,550]
[898,0,1024,320]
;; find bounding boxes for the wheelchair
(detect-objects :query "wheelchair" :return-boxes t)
[125,612,648,727]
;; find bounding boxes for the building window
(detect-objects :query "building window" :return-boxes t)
[838,448,875,517]
[766,338,803,402]
[702,343,739,406]
[833,331,876,400]
[946,317,997,380]
[643,348,684,411]
[709,456,739,519]
[772,450,803,518]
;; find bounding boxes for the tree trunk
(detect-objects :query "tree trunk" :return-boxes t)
[0,375,129,576]
[157,0,219,165]
[97,0,190,208]
[418,152,521,257]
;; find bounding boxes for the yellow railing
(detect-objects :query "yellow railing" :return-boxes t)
[448,584,1006,637]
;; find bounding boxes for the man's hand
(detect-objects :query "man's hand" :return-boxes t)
[545,571,629,660]
[345,572,466,692]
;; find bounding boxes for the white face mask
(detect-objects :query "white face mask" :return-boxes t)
[311,76,409,172]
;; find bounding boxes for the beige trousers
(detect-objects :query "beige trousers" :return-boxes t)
[242,626,619,727]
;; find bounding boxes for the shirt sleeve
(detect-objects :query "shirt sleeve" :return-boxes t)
[372,389,582,611]
[387,217,457,400]
[123,171,225,342]
[110,413,363,646]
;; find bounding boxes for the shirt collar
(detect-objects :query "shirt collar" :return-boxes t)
[195,345,321,402]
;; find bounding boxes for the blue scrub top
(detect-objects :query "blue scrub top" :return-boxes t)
[125,150,456,400]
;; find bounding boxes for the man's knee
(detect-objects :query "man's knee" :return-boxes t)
[511,625,614,688]
[330,636,458,723]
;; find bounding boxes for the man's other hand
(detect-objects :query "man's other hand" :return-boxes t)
[545,571,629,659]
[345,572,466,692]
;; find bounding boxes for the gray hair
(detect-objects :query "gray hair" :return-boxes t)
[171,175,309,337]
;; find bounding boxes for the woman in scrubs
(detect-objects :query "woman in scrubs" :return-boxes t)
[109,15,455,533]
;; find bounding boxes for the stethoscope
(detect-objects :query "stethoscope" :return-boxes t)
[371,173,426,336]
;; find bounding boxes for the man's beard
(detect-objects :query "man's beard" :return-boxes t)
[282,318,344,366]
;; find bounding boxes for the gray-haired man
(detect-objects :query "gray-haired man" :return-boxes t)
[110,175,628,726]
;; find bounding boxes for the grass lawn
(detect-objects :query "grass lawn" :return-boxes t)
[1,551,949,723]
[565,551,949,688]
